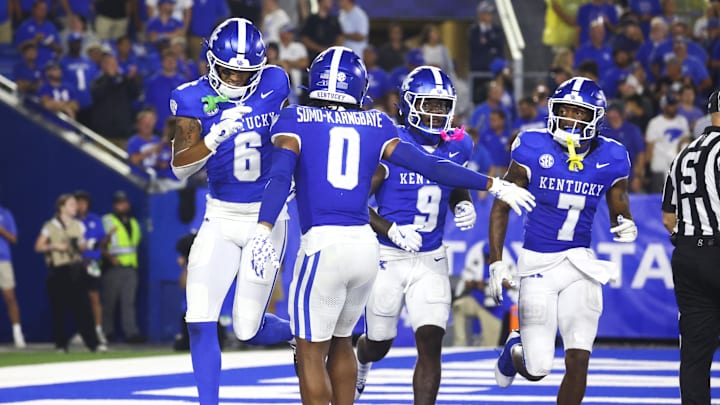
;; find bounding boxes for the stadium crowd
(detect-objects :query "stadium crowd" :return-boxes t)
[0,0,715,194]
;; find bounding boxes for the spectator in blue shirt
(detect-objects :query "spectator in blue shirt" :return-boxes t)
[74,190,108,348]
[127,107,163,176]
[142,48,185,133]
[512,96,545,134]
[478,109,512,177]
[170,36,199,81]
[363,45,390,110]
[630,0,662,39]
[188,0,229,60]
[601,47,633,99]
[574,19,614,73]
[13,42,42,93]
[469,80,509,136]
[59,32,98,124]
[678,84,704,133]
[576,0,618,46]
[115,36,140,78]
[636,16,668,83]
[38,61,80,119]
[668,38,711,95]
[389,48,424,94]
[146,0,184,44]
[603,103,647,192]
[0,203,25,349]
[14,1,60,68]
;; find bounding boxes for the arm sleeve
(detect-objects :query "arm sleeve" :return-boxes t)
[387,140,490,190]
[258,147,298,225]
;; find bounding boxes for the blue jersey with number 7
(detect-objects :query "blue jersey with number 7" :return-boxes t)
[512,129,630,253]
[270,105,398,234]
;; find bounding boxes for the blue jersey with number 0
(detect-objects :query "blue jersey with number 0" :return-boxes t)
[512,129,630,253]
[270,105,398,234]
[374,126,473,251]
[169,65,290,203]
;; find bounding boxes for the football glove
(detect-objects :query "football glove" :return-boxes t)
[454,200,476,230]
[488,177,536,215]
[387,223,423,253]
[250,224,280,280]
[203,105,253,153]
[488,261,516,305]
[610,215,637,243]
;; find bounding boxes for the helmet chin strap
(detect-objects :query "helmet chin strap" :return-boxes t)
[565,136,584,172]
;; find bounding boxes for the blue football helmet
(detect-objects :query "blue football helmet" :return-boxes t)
[206,18,266,101]
[308,46,368,106]
[399,66,456,142]
[547,77,606,146]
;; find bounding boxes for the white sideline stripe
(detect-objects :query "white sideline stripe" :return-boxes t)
[0,347,454,389]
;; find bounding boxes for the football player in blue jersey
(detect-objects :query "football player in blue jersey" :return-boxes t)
[168,18,294,405]
[249,46,535,405]
[489,77,638,405]
[353,66,475,405]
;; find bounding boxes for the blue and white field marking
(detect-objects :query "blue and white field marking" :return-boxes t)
[1,347,719,404]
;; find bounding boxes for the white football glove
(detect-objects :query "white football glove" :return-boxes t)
[387,223,423,253]
[454,200,476,231]
[488,177,536,215]
[488,261,516,305]
[610,215,637,243]
[250,224,280,280]
[203,105,253,153]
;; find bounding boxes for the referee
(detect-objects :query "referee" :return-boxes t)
[662,90,720,405]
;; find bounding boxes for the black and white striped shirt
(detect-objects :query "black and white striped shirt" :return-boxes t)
[662,126,720,237]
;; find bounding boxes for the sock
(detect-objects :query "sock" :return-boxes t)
[357,360,373,385]
[188,322,221,405]
[12,324,22,334]
[242,313,292,346]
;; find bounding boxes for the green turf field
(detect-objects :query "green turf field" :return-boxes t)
[0,347,177,367]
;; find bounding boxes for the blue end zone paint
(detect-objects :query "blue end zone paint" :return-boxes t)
[0,348,718,404]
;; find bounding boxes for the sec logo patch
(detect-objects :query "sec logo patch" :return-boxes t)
[539,153,554,168]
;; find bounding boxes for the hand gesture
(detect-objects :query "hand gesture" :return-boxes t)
[453,200,476,230]
[488,261,516,305]
[610,215,637,243]
[250,224,280,279]
[204,105,253,153]
[387,223,423,253]
[488,178,536,215]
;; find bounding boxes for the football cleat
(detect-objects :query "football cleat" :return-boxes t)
[495,330,521,388]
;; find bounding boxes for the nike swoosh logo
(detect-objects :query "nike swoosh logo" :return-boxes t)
[260,90,274,99]
[433,257,445,262]
[449,152,460,158]
[596,162,610,169]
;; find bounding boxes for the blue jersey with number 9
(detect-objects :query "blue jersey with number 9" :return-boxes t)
[512,129,630,253]
[170,65,290,203]
[270,105,398,234]
[374,126,473,251]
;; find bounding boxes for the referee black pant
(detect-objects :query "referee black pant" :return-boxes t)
[671,238,720,405]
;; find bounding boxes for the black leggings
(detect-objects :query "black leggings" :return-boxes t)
[47,264,98,351]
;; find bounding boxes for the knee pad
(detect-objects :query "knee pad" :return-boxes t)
[232,309,263,341]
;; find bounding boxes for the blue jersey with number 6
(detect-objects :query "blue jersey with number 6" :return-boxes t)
[512,129,630,253]
[374,126,473,251]
[270,105,398,234]
[169,65,290,203]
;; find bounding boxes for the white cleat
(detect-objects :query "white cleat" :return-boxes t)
[495,330,521,388]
